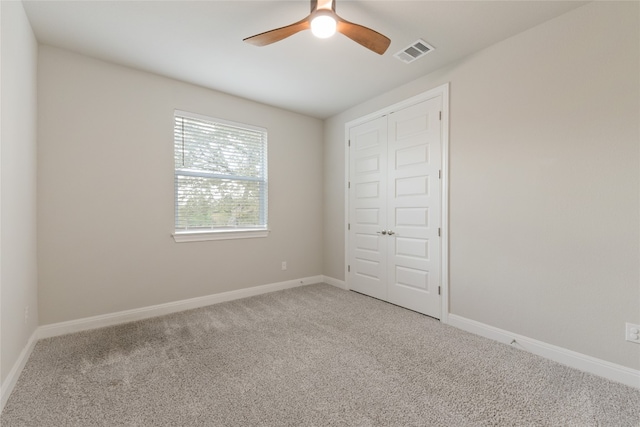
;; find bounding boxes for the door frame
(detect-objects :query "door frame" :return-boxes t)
[344,83,450,324]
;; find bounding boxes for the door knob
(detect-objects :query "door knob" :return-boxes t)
[387,230,395,235]
[376,230,387,235]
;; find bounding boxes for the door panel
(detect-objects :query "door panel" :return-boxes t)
[387,98,442,317]
[348,116,387,300]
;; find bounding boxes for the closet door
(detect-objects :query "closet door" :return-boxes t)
[347,95,443,318]
[348,116,388,300]
[386,98,442,317]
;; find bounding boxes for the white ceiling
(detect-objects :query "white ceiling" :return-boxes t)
[23,0,587,119]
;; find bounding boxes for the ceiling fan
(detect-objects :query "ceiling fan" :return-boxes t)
[243,0,391,55]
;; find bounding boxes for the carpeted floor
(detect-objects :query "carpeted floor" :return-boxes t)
[2,283,639,426]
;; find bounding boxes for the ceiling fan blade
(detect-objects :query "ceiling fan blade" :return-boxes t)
[244,16,311,47]
[336,17,390,55]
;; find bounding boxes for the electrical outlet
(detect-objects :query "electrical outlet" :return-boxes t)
[281,261,287,271]
[626,323,640,344]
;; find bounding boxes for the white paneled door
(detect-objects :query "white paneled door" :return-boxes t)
[348,115,388,301]
[348,96,442,318]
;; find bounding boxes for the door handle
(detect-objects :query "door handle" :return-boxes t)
[387,230,395,236]
[376,230,387,235]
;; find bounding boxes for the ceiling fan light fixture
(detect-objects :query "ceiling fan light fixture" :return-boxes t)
[243,0,390,54]
[310,14,336,39]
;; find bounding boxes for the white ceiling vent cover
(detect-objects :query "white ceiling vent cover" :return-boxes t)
[394,39,435,64]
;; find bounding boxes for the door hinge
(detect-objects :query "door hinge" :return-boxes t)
[348,265,351,272]
[439,111,442,120]
[438,286,441,295]
[348,140,351,147]
[438,170,441,179]
[438,228,441,237]
[348,223,350,230]
[348,181,351,189]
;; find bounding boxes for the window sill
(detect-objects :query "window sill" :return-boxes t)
[172,229,270,243]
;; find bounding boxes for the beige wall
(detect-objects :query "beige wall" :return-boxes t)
[37,46,323,324]
[324,1,640,369]
[1,1,39,384]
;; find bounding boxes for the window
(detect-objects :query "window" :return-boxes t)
[173,110,268,242]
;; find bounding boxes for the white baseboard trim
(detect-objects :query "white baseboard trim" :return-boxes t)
[38,275,324,340]
[322,276,347,290]
[1,330,38,413]
[448,314,640,389]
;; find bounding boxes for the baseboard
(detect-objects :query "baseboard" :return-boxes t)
[448,314,640,389]
[38,275,324,340]
[322,276,347,290]
[0,330,38,413]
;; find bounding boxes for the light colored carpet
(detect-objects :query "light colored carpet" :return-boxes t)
[2,283,639,426]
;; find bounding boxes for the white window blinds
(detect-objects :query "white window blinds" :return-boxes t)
[174,110,268,232]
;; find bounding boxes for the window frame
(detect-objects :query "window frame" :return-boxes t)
[172,110,269,243]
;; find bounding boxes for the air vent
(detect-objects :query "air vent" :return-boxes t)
[394,39,434,64]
